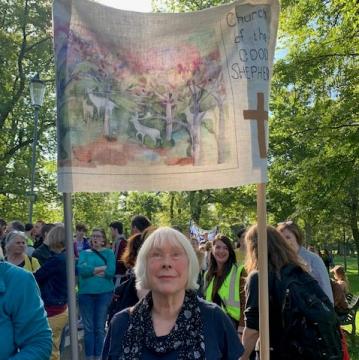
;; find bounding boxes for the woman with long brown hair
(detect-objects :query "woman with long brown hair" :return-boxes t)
[240,224,339,360]
[107,226,156,322]
[241,224,308,359]
[204,234,246,333]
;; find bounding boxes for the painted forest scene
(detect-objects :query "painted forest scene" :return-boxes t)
[55,20,235,168]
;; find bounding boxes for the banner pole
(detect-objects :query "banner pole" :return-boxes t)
[64,192,79,360]
[257,183,269,360]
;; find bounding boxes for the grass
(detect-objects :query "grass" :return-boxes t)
[333,256,359,359]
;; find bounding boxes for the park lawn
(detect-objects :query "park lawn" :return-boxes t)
[333,257,359,359]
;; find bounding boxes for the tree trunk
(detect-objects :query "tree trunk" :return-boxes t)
[215,99,225,164]
[192,124,201,165]
[104,108,110,137]
[191,111,206,166]
[348,189,359,275]
[189,190,203,223]
[169,192,175,223]
[350,218,359,275]
[165,100,173,141]
[343,227,347,272]
[304,222,313,245]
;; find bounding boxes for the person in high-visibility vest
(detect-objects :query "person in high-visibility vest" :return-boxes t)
[204,234,246,334]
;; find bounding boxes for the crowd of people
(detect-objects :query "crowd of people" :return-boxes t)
[0,215,351,360]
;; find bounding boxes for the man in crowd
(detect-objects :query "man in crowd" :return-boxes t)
[6,220,25,233]
[110,221,127,286]
[130,215,151,235]
[33,220,45,248]
[24,223,35,256]
[73,223,90,258]
[32,223,55,266]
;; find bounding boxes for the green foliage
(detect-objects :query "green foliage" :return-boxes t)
[0,0,56,220]
[268,0,359,251]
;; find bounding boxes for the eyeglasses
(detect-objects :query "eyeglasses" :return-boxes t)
[277,220,293,226]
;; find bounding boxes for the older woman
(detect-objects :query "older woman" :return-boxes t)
[204,234,246,335]
[34,225,68,360]
[78,228,116,360]
[5,230,40,272]
[102,227,243,360]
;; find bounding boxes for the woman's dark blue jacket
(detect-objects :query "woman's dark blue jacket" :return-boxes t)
[34,250,68,306]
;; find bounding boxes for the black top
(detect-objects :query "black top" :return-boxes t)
[102,297,244,360]
[107,275,139,322]
[32,244,53,266]
[244,270,282,358]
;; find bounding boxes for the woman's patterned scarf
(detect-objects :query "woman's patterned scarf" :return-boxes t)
[120,290,205,359]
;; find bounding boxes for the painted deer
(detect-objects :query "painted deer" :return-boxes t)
[87,92,117,116]
[82,97,94,123]
[86,89,117,137]
[130,113,161,145]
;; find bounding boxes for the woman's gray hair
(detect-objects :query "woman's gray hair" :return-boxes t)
[134,226,199,291]
[5,231,27,252]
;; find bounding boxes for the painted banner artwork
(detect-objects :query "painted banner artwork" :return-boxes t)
[53,0,279,192]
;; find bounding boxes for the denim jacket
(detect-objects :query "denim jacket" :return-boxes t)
[34,251,68,306]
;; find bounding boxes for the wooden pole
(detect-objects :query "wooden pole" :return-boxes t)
[257,183,269,360]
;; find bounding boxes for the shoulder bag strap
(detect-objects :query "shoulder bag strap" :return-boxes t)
[91,248,107,265]
[27,255,34,271]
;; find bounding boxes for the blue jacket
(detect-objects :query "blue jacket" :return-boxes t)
[0,261,52,360]
[34,251,68,306]
[78,248,116,294]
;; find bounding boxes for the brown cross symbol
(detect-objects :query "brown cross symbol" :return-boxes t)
[243,92,268,159]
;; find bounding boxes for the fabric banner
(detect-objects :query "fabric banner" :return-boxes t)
[189,221,219,244]
[53,0,279,192]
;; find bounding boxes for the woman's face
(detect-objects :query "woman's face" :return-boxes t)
[91,231,104,249]
[212,239,229,266]
[147,240,189,296]
[279,228,300,253]
[8,236,26,255]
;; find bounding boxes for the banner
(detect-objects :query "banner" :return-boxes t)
[53,0,279,192]
[189,221,219,244]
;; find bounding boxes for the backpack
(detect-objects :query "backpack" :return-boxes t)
[276,264,342,360]
[107,275,138,322]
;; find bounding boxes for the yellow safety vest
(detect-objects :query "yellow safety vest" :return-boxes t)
[205,264,243,321]
[24,255,40,273]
